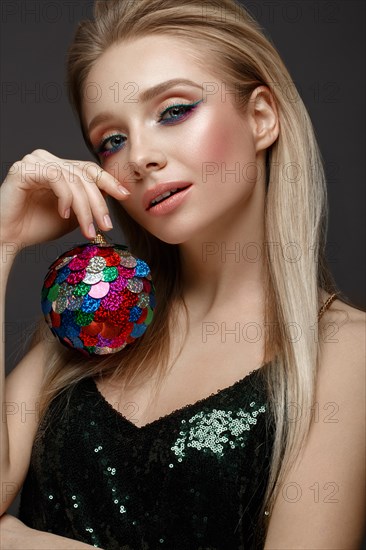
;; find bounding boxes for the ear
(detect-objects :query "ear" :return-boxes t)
[247,85,279,153]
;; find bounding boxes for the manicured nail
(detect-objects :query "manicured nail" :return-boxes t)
[64,208,70,219]
[118,185,130,195]
[88,223,96,238]
[104,214,113,229]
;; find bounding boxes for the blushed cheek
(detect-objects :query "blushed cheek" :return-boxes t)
[192,112,252,188]
[201,115,234,163]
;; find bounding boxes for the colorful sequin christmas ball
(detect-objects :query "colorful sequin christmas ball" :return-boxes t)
[41,240,156,356]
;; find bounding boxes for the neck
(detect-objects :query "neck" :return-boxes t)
[178,178,267,321]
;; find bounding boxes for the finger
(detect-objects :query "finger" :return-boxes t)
[82,162,131,200]
[74,168,114,232]
[56,170,97,239]
[33,157,101,238]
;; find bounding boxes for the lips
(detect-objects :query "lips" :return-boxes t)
[143,182,192,210]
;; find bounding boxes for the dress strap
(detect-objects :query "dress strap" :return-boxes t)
[318,292,339,321]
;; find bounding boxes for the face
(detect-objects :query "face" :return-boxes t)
[83,35,265,245]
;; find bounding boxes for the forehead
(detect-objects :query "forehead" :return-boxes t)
[85,34,211,90]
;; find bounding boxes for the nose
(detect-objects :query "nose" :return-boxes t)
[127,131,167,180]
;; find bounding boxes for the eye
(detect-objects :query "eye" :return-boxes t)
[95,133,126,158]
[158,99,203,125]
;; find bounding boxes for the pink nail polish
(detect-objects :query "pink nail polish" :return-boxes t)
[88,223,96,238]
[104,214,113,229]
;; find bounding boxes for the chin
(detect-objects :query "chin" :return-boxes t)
[147,228,191,246]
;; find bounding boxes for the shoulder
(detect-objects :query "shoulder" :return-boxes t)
[317,293,365,390]
[264,295,366,549]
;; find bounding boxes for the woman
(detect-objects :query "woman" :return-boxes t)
[0,0,365,548]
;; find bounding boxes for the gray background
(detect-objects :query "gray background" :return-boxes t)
[1,0,365,544]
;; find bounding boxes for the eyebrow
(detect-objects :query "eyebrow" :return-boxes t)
[87,78,204,135]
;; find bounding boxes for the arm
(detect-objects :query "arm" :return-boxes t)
[0,245,42,514]
[0,514,105,549]
[264,307,366,549]
[0,153,128,514]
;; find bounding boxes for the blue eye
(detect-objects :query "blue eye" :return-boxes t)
[96,134,126,158]
[158,99,202,125]
[95,99,202,158]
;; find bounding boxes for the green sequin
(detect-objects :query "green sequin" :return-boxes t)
[75,311,95,326]
[102,267,118,282]
[73,282,91,296]
[145,306,154,325]
[47,283,59,302]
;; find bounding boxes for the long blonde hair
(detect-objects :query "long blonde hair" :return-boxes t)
[31,0,350,545]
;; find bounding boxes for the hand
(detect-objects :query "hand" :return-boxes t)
[0,513,102,549]
[0,149,130,250]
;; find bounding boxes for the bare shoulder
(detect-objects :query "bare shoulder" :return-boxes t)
[264,295,366,549]
[318,293,365,384]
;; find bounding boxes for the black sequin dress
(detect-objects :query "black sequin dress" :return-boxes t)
[18,364,275,550]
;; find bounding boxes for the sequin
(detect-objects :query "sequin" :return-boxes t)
[58,284,74,298]
[66,270,86,284]
[47,284,59,302]
[145,307,154,325]
[17,368,274,549]
[53,296,67,314]
[130,324,147,338]
[80,332,98,347]
[55,255,75,270]
[128,306,142,322]
[73,282,91,296]
[117,265,135,278]
[75,311,95,326]
[105,252,122,267]
[80,295,101,313]
[102,267,118,282]
[83,271,103,284]
[119,255,137,268]
[41,299,52,315]
[109,277,127,292]
[82,321,102,336]
[126,277,143,293]
[79,245,98,259]
[55,267,71,284]
[100,291,123,310]
[67,295,84,311]
[41,241,156,357]
[134,259,150,277]
[41,286,49,300]
[96,247,114,258]
[89,281,110,299]
[86,256,107,273]
[137,292,150,308]
[136,308,148,324]
[50,310,61,328]
[68,256,91,270]
[171,405,266,459]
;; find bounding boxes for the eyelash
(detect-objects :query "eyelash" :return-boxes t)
[94,99,203,158]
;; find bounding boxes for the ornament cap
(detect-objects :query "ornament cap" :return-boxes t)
[90,228,108,246]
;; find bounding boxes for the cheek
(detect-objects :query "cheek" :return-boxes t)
[188,112,254,189]
[191,111,252,169]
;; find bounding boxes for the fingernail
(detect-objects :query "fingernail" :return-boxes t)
[104,214,113,229]
[64,208,70,219]
[88,223,96,238]
[118,185,130,196]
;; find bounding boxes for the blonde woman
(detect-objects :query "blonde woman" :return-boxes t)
[0,0,365,548]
